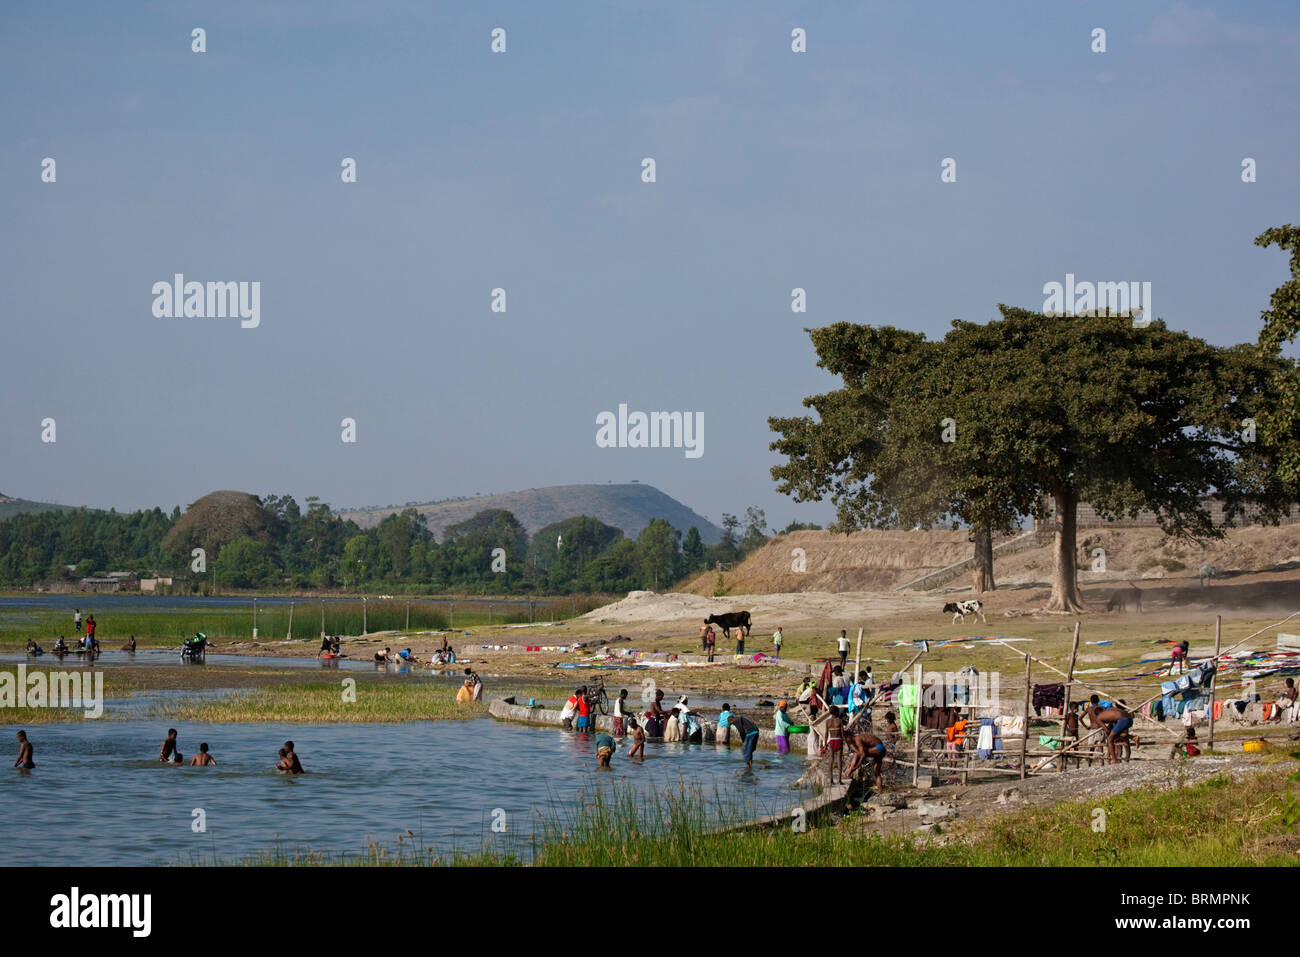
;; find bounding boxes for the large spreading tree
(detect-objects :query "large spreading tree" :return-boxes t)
[771,304,1291,612]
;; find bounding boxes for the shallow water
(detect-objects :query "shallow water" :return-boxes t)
[0,718,812,865]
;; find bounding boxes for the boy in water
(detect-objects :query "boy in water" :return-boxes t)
[612,689,628,736]
[575,685,592,733]
[730,713,761,770]
[716,703,733,745]
[627,717,646,760]
[171,751,184,766]
[14,731,35,769]
[561,690,578,731]
[594,731,616,767]
[281,740,304,774]
[190,742,216,766]
[159,728,179,762]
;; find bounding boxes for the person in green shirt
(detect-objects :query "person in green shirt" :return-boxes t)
[774,701,795,754]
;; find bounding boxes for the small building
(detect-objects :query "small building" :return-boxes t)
[139,577,173,594]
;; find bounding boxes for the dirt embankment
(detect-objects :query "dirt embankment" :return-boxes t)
[679,525,1300,597]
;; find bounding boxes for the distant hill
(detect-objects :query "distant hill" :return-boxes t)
[337,483,723,544]
[0,493,78,521]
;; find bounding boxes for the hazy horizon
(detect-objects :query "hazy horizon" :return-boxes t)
[4,1,1298,530]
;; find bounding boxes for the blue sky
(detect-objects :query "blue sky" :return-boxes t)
[2,1,1297,530]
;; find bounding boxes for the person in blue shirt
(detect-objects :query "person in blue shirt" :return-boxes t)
[716,703,733,745]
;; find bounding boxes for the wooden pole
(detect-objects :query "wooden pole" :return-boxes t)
[855,627,863,682]
[911,662,923,787]
[405,602,410,632]
[1059,621,1081,772]
[286,601,294,640]
[1020,654,1031,780]
[1208,615,1222,751]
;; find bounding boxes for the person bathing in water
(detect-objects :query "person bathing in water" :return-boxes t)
[14,731,35,769]
[159,728,179,762]
[190,742,216,766]
[278,740,304,774]
[595,731,616,767]
[627,717,645,761]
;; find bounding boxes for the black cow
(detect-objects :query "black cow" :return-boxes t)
[1107,587,1142,613]
[705,611,751,639]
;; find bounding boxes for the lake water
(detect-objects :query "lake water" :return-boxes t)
[0,718,812,866]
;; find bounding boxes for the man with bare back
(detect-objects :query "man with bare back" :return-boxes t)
[845,730,888,792]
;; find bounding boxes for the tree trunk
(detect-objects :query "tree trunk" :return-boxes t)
[971,523,996,594]
[1047,486,1086,612]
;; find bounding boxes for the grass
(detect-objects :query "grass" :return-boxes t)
[147,680,567,723]
[0,596,608,646]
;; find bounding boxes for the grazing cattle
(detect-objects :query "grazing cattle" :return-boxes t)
[704,611,751,639]
[1198,564,1217,586]
[942,600,986,624]
[1107,587,1142,613]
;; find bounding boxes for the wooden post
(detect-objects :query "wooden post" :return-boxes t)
[855,627,863,682]
[912,662,923,787]
[286,601,294,640]
[1020,654,1031,780]
[405,602,410,632]
[1208,615,1222,751]
[320,601,325,640]
[1059,620,1081,772]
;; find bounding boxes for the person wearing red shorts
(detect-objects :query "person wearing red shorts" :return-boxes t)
[824,705,846,784]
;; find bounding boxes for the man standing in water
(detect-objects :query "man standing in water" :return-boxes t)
[281,740,304,774]
[730,713,761,770]
[159,728,179,762]
[14,731,35,769]
[73,609,81,635]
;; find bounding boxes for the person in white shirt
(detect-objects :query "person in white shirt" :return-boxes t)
[837,630,850,667]
[773,628,784,658]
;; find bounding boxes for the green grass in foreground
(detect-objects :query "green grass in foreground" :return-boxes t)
[226,760,1300,866]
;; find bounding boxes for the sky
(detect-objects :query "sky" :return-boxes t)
[2,0,1298,531]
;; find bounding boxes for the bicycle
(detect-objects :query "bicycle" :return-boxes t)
[586,677,610,716]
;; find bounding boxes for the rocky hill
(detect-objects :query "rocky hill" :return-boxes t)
[337,483,723,543]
